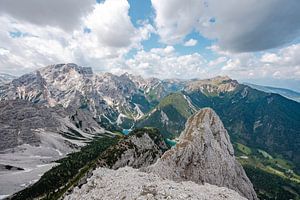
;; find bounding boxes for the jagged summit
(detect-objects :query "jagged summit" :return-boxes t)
[146,108,258,200]
[42,63,94,77]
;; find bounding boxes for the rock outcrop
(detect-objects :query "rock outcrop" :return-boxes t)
[97,128,169,169]
[146,108,258,200]
[64,166,247,200]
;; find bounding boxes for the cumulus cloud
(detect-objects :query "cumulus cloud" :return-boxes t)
[209,43,300,80]
[184,39,198,47]
[0,0,95,31]
[0,0,154,75]
[152,0,300,52]
[122,46,212,79]
[151,0,203,44]
[85,0,136,47]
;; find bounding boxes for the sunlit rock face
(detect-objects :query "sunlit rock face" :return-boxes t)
[146,108,258,200]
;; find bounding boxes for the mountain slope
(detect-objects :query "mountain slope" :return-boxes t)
[136,93,196,137]
[11,128,167,200]
[0,99,111,196]
[186,83,300,172]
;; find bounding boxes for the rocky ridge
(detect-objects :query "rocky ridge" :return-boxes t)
[97,128,169,169]
[64,167,246,200]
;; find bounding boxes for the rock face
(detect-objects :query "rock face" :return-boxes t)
[64,166,247,200]
[146,108,258,200]
[0,99,106,151]
[97,128,169,169]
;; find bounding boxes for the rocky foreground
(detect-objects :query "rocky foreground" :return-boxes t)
[64,167,246,200]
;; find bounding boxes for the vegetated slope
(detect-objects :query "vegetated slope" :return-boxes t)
[187,84,300,173]
[137,93,196,137]
[237,147,300,200]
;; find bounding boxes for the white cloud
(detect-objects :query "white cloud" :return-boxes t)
[184,39,198,47]
[210,43,300,81]
[260,53,280,63]
[123,46,211,79]
[151,0,300,52]
[0,0,153,75]
[151,0,203,44]
[0,0,95,31]
[84,0,136,48]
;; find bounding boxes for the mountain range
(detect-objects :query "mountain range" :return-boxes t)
[0,73,16,85]
[0,63,300,199]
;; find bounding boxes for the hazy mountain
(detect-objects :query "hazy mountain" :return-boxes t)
[245,82,300,102]
[0,73,16,85]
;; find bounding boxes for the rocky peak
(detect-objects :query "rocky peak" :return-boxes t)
[146,108,258,200]
[43,63,93,77]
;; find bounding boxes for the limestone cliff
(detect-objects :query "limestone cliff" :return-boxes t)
[146,108,258,200]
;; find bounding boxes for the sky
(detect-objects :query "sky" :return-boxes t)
[0,0,300,91]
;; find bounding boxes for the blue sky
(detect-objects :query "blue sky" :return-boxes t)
[0,0,300,91]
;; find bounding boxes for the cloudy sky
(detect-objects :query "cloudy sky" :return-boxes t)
[0,0,300,91]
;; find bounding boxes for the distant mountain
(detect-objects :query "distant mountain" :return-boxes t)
[245,82,300,102]
[0,73,16,85]
[0,64,183,132]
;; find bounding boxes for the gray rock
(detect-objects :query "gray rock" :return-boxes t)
[97,129,169,169]
[64,166,247,200]
[146,108,258,200]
